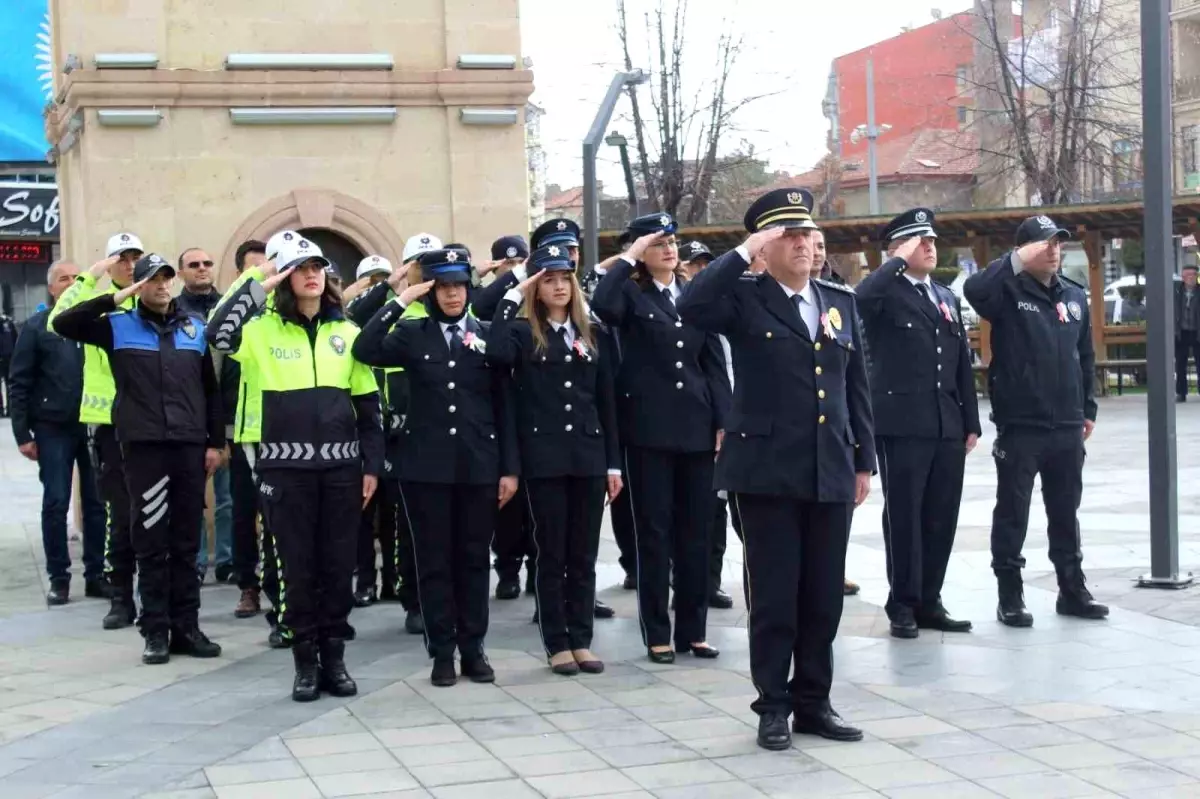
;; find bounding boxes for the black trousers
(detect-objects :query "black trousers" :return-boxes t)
[735,493,850,717]
[610,472,637,578]
[0,359,8,416]
[381,469,419,611]
[990,426,1085,578]
[527,476,606,655]
[876,436,966,614]
[1178,330,1200,398]
[401,482,495,659]
[711,495,729,594]
[257,467,360,643]
[230,442,260,591]
[356,491,398,594]
[91,425,135,598]
[493,486,534,582]
[238,445,283,627]
[625,446,713,649]
[122,442,206,636]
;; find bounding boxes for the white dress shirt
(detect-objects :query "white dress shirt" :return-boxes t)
[776,281,819,340]
[903,272,938,307]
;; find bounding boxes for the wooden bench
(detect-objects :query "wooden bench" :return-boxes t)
[1095,359,1147,396]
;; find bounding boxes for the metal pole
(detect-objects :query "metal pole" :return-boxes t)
[1138,0,1191,589]
[583,73,636,277]
[866,58,880,215]
[618,144,638,215]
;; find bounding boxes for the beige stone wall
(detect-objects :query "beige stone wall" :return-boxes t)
[50,0,531,285]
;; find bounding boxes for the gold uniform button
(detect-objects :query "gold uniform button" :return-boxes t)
[818,390,826,399]
[815,366,823,375]
[818,415,826,424]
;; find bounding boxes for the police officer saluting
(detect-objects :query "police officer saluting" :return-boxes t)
[680,188,874,751]
[53,253,224,665]
[855,209,980,638]
[964,216,1108,627]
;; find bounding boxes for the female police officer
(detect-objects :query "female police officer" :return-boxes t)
[488,244,622,675]
[592,213,731,663]
[352,248,519,687]
[208,235,383,702]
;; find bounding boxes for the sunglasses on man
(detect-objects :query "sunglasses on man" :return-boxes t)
[185,259,215,270]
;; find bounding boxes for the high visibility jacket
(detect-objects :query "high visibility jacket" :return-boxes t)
[207,269,384,475]
[47,273,135,425]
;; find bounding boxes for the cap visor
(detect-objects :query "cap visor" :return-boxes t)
[769,220,820,231]
[140,264,174,282]
[283,255,332,270]
[359,267,391,279]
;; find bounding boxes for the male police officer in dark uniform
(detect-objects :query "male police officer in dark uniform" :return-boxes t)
[964,215,1108,627]
[856,209,980,638]
[680,188,875,751]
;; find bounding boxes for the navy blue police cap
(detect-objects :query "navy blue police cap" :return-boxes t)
[531,218,581,250]
[625,212,677,239]
[134,253,174,282]
[682,240,713,261]
[418,248,472,284]
[743,188,819,233]
[1016,215,1071,247]
[880,208,938,243]
[527,244,575,279]
[491,235,529,262]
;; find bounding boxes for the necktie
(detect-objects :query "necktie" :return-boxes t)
[791,294,813,338]
[662,287,675,307]
[558,325,571,348]
[915,282,931,302]
[447,323,463,351]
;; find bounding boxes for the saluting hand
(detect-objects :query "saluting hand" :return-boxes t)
[514,270,545,294]
[625,231,667,262]
[475,259,502,277]
[893,236,923,265]
[1015,239,1050,270]
[88,254,122,280]
[112,277,149,306]
[399,280,435,306]
[742,226,786,258]
[260,264,296,294]
[362,474,378,508]
[386,262,413,293]
[854,472,871,507]
[498,475,518,508]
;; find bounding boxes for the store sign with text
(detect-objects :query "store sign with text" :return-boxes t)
[0,183,59,238]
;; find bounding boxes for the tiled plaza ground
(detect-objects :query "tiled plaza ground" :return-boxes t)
[2,396,1200,798]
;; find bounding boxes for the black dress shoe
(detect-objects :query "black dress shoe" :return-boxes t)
[353,587,377,608]
[680,643,720,659]
[461,654,496,683]
[404,610,424,635]
[318,638,358,697]
[292,641,320,702]
[622,573,637,590]
[268,625,292,649]
[170,626,222,658]
[102,598,136,630]
[708,589,734,609]
[757,713,791,751]
[647,648,675,664]
[997,576,1034,628]
[142,632,170,665]
[47,580,70,606]
[915,606,973,632]
[431,658,457,687]
[593,600,614,619]
[1056,587,1109,620]
[888,606,919,639]
[84,578,112,599]
[792,708,863,742]
[495,579,521,600]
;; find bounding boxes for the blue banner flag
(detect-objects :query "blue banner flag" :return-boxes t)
[0,0,53,163]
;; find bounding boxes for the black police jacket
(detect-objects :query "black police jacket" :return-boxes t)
[471,270,519,321]
[488,297,621,479]
[963,253,1097,429]
[856,257,981,440]
[591,258,731,454]
[678,249,876,503]
[347,282,411,438]
[7,308,85,445]
[52,295,222,448]
[352,299,519,486]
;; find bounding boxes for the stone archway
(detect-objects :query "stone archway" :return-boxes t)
[218,188,403,288]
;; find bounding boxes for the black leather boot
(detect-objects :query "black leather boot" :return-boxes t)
[318,638,358,697]
[996,571,1034,628]
[1056,569,1109,620]
[292,641,320,702]
[102,596,136,630]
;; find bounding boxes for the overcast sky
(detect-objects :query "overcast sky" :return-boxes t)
[520,0,974,192]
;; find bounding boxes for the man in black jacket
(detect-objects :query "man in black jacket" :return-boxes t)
[9,261,109,604]
[0,309,17,417]
[175,247,233,584]
[53,253,225,665]
[1176,264,1200,402]
[856,209,981,639]
[964,216,1108,628]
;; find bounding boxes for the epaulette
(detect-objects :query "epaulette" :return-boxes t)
[738,270,763,282]
[815,278,855,294]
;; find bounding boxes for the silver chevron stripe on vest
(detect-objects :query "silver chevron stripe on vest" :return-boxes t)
[213,294,256,349]
[259,441,360,461]
[141,475,170,529]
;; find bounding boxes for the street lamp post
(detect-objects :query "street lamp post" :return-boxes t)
[851,59,891,216]
[1138,0,1192,589]
[582,70,649,276]
[605,131,639,216]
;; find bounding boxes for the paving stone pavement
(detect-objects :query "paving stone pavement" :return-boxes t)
[2,397,1200,797]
